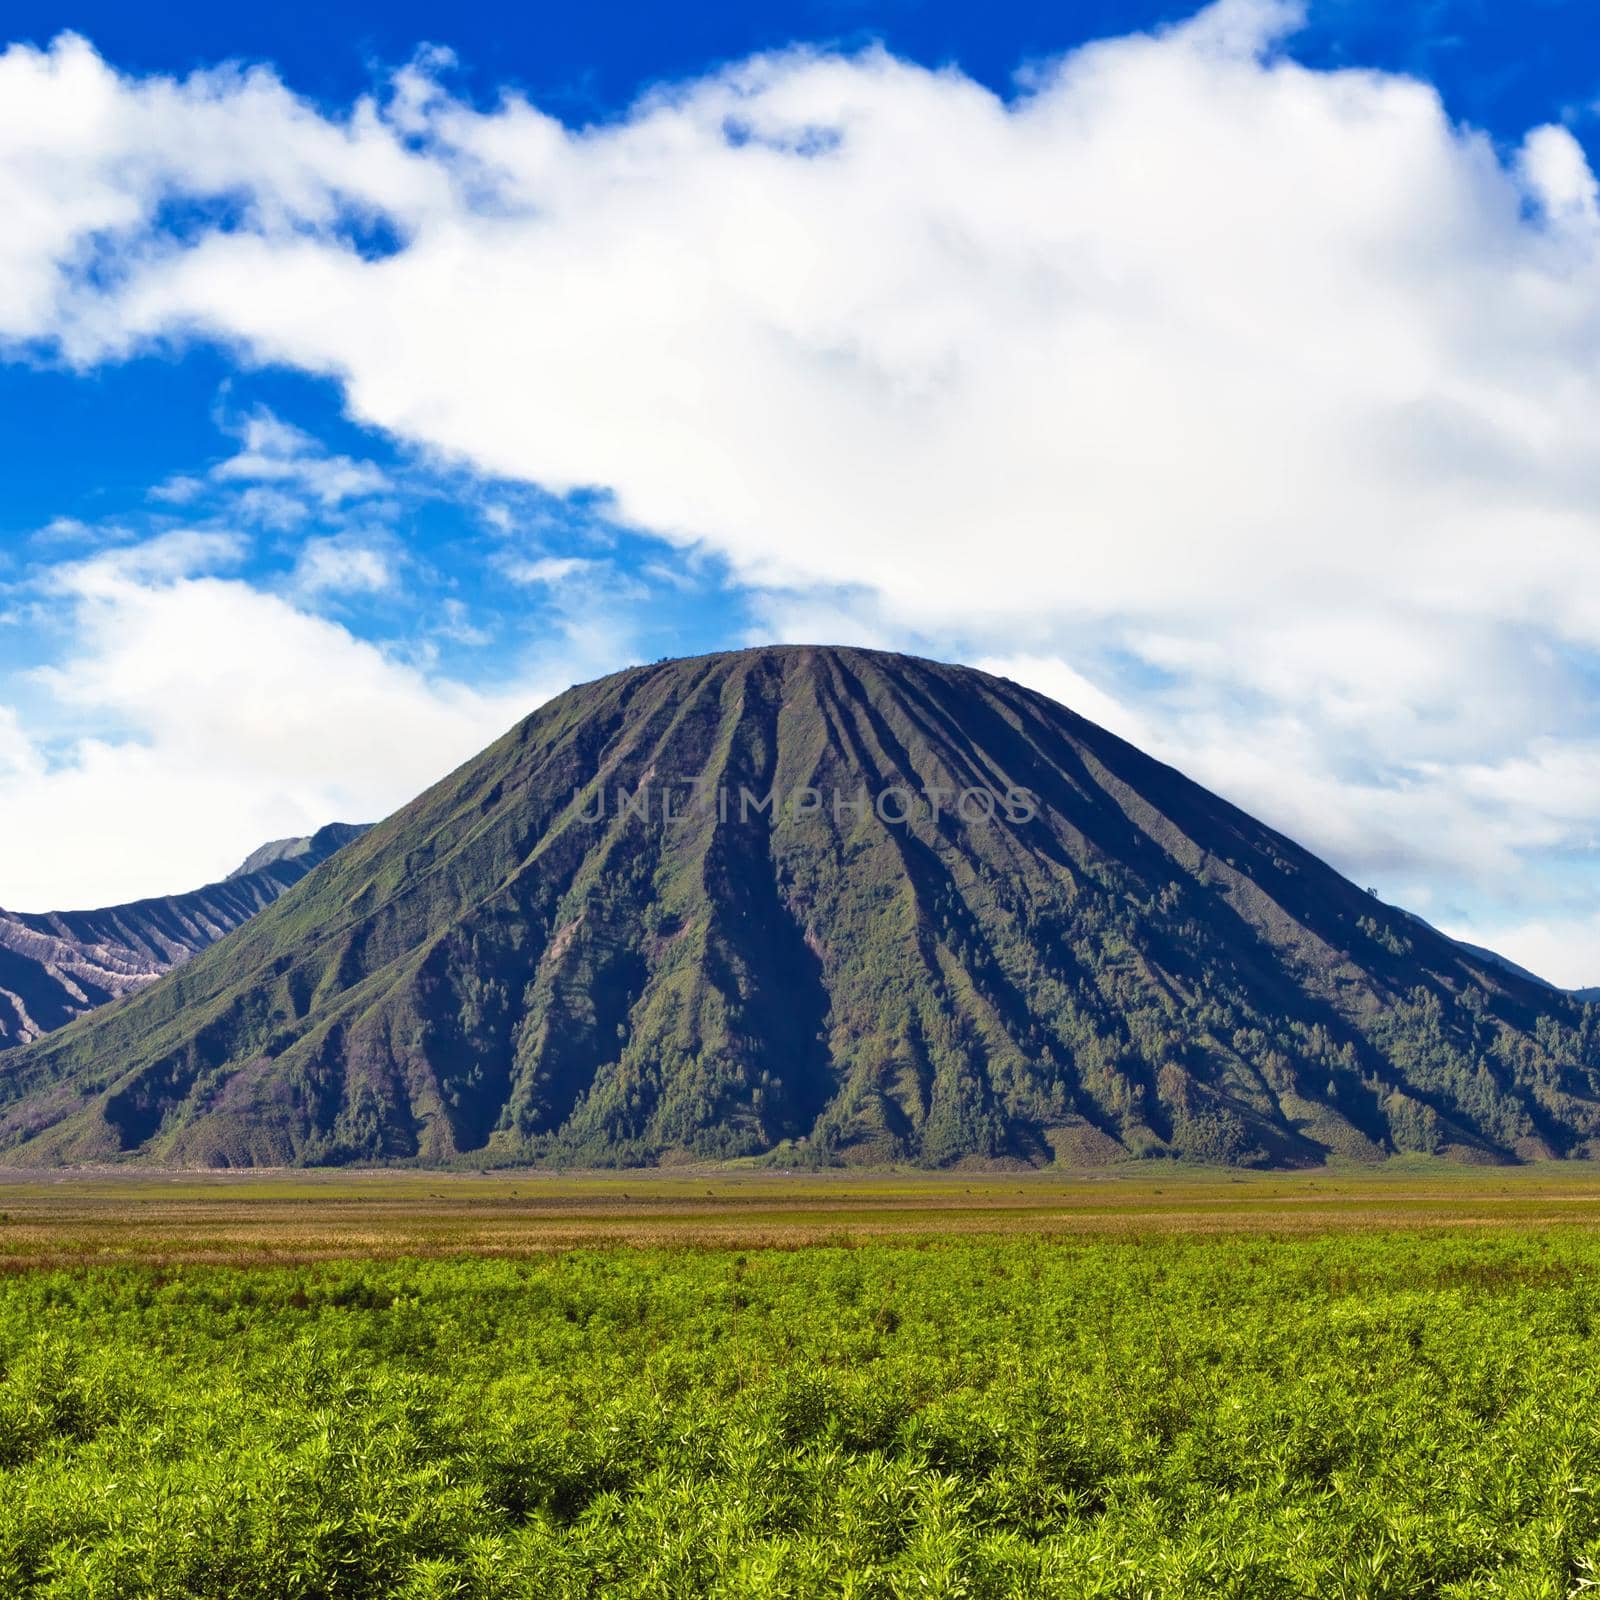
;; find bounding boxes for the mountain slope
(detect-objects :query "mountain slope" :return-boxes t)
[0,824,368,1050]
[1,647,1598,1169]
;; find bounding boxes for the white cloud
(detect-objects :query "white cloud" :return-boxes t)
[230,485,314,530]
[58,11,1600,644]
[147,474,205,506]
[433,596,492,646]
[211,410,391,506]
[974,654,1160,755]
[744,592,898,653]
[0,705,43,784]
[17,12,1597,639]
[1519,123,1599,230]
[500,555,595,586]
[293,533,395,595]
[0,31,448,346]
[7,7,1600,967]
[0,536,544,908]
[32,515,94,544]
[49,527,247,590]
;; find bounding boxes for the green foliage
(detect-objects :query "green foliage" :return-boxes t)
[3,1233,1600,1594]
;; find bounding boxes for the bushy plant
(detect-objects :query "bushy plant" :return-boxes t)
[3,1231,1600,1594]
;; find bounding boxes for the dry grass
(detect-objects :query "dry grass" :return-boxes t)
[2,1158,1599,1268]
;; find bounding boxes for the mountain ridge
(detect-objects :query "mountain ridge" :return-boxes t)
[0,823,369,1051]
[226,828,365,882]
[0,646,1597,1169]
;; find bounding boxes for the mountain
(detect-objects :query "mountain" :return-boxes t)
[1396,907,1600,1007]
[226,830,365,882]
[1450,939,1558,992]
[1,646,1599,1170]
[0,824,368,1051]
[1391,908,1558,992]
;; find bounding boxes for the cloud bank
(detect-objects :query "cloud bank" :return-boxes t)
[0,533,540,908]
[5,0,1600,975]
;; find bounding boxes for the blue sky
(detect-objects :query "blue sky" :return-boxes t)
[5,0,1600,984]
[10,0,1600,133]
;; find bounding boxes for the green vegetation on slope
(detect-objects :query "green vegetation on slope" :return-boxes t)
[3,1230,1600,1596]
[4,646,1600,1168]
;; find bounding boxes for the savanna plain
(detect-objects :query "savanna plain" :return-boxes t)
[3,1164,1600,1597]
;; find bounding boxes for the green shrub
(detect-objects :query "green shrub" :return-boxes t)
[2,1233,1600,1594]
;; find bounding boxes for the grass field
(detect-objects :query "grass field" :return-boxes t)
[4,1164,1600,1595]
[6,1160,1600,1267]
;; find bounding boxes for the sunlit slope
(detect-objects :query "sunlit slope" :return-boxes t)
[1,645,1597,1168]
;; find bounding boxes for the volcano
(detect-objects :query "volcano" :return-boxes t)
[1,645,1596,1168]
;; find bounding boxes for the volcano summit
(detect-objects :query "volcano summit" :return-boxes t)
[1,645,1597,1169]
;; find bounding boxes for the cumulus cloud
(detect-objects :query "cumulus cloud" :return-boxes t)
[0,31,446,345]
[6,3,1600,971]
[0,534,543,908]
